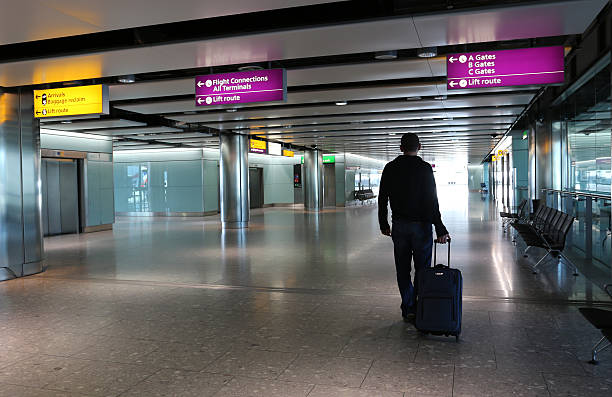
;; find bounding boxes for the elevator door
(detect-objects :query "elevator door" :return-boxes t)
[323,163,336,207]
[42,159,79,236]
[249,167,264,209]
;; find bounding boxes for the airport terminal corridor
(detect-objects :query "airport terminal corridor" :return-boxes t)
[0,188,610,397]
[40,186,608,301]
[2,1,612,396]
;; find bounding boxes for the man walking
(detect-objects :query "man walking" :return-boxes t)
[378,133,450,321]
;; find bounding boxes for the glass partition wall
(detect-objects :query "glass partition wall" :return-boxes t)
[552,63,612,268]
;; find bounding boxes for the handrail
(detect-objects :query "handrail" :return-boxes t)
[541,188,610,201]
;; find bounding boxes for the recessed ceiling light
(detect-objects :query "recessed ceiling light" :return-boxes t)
[389,133,397,136]
[63,80,83,86]
[422,117,434,121]
[443,117,454,121]
[434,95,447,100]
[406,96,422,101]
[117,75,136,84]
[183,111,197,115]
[335,101,348,106]
[238,65,263,71]
[226,108,237,112]
[375,50,398,60]
[417,47,438,58]
[60,120,72,124]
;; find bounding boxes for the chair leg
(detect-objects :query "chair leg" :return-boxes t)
[589,336,611,365]
[558,252,579,277]
[532,251,552,274]
[523,246,532,258]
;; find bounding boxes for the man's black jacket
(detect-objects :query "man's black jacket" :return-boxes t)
[378,155,448,237]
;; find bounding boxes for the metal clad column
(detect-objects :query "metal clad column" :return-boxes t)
[19,90,43,274]
[303,149,323,211]
[0,89,44,281]
[220,133,249,229]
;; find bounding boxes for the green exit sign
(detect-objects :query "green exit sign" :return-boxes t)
[300,155,336,164]
[323,155,335,163]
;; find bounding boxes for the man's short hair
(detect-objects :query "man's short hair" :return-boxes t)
[401,133,420,152]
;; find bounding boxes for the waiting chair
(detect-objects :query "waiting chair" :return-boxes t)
[511,206,577,275]
[579,284,612,364]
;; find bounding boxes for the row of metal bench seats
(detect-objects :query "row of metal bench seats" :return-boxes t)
[579,284,612,364]
[501,202,612,364]
[510,204,577,275]
[499,199,528,232]
[355,189,376,203]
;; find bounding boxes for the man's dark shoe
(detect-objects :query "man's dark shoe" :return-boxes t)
[402,312,416,323]
[401,304,416,322]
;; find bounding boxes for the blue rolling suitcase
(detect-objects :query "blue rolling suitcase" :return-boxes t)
[415,239,462,341]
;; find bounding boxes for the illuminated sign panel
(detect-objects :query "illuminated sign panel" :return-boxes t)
[195,69,286,106]
[323,155,335,164]
[282,150,294,157]
[34,85,109,118]
[447,46,564,90]
[268,142,281,156]
[300,155,336,163]
[250,139,267,154]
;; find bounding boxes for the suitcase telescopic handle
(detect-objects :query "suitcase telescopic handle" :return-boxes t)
[433,238,451,268]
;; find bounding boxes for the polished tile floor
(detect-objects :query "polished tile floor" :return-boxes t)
[1,187,611,396]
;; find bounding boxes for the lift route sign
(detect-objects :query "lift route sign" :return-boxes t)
[195,69,286,106]
[33,85,109,118]
[446,46,564,90]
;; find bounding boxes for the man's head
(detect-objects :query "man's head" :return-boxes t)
[400,133,421,155]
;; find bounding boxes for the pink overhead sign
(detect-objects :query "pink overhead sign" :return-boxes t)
[447,46,564,90]
[195,69,286,106]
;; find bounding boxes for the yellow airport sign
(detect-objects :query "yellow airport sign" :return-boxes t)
[249,138,267,153]
[492,155,498,161]
[33,85,109,118]
[282,149,294,157]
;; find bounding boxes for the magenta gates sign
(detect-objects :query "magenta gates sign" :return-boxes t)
[195,69,286,106]
[447,46,564,90]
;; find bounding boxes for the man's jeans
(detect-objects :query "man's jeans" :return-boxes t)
[391,219,433,315]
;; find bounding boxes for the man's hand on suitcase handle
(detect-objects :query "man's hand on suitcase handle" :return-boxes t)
[436,234,451,244]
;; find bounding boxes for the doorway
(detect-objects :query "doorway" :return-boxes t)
[249,167,264,209]
[323,163,336,207]
[41,158,80,236]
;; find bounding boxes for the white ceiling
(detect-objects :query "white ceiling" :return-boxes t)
[0,0,606,87]
[164,93,533,125]
[115,83,444,115]
[109,58,446,101]
[30,0,609,163]
[42,119,146,130]
[0,0,340,45]
[414,0,605,46]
